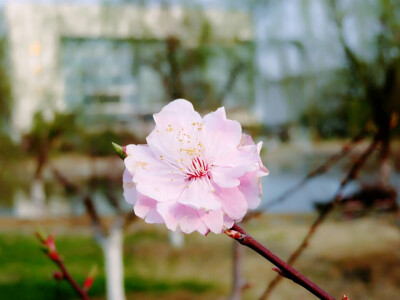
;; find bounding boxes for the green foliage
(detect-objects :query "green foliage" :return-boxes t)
[0,234,103,300]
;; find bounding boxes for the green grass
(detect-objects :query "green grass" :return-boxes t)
[0,231,214,300]
[1,216,400,299]
[0,234,103,299]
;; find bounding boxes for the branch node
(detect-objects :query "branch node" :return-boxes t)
[53,271,64,282]
[272,267,284,276]
[224,229,246,242]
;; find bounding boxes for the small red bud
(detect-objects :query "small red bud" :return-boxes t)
[53,271,64,281]
[83,277,94,291]
[44,236,56,252]
[48,250,59,261]
[342,294,349,300]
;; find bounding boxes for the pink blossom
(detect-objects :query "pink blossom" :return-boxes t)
[123,99,268,235]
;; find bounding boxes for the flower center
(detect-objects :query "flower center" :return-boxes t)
[186,157,210,180]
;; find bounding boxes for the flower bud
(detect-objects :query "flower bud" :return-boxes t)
[53,271,64,281]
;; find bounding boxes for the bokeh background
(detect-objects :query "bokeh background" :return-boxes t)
[0,0,399,299]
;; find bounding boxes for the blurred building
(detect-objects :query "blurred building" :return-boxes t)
[3,2,253,137]
[253,0,384,136]
[3,0,381,139]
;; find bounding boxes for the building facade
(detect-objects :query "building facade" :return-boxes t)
[4,2,254,136]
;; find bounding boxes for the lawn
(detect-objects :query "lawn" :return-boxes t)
[0,214,399,299]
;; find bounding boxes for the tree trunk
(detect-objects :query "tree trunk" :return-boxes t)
[30,177,46,218]
[229,241,245,300]
[168,231,184,249]
[101,226,126,300]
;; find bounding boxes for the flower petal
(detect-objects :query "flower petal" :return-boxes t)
[175,206,209,235]
[211,167,241,188]
[124,144,186,202]
[201,107,242,162]
[216,187,248,221]
[223,214,235,230]
[238,171,263,209]
[154,99,202,126]
[157,201,208,235]
[134,193,164,223]
[123,169,136,205]
[157,200,178,231]
[146,99,202,161]
[211,144,261,188]
[200,209,224,234]
[178,178,221,211]
[240,133,254,146]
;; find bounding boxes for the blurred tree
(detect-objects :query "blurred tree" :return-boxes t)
[0,12,22,209]
[0,15,11,133]
[130,2,255,112]
[148,37,254,111]
[329,0,400,183]
[21,112,77,216]
[23,110,139,300]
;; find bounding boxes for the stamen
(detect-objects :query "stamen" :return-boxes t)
[186,156,210,181]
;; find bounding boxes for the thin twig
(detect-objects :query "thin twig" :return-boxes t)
[226,224,336,300]
[244,130,366,222]
[54,259,91,300]
[36,233,91,300]
[259,135,380,299]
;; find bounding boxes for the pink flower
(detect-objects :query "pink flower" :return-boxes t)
[123,99,268,235]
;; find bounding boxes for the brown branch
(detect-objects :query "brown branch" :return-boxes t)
[226,224,336,300]
[259,135,380,299]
